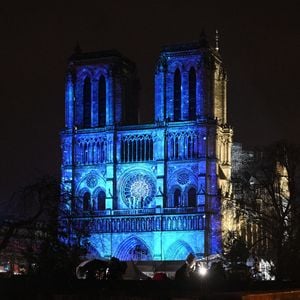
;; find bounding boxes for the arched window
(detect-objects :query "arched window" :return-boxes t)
[98,75,106,127]
[169,137,174,159]
[129,140,133,162]
[145,139,150,160]
[188,187,197,207]
[149,139,153,160]
[174,136,179,159]
[83,143,88,164]
[141,140,145,161]
[83,192,91,211]
[133,140,137,161]
[174,189,181,207]
[174,69,181,121]
[189,67,196,120]
[97,190,106,211]
[137,140,141,161]
[188,136,193,158]
[83,77,91,128]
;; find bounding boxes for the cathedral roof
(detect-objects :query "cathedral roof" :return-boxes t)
[161,32,221,59]
[69,49,135,68]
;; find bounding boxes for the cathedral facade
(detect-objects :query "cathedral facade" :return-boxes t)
[61,36,233,261]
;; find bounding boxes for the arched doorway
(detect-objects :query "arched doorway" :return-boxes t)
[114,236,152,261]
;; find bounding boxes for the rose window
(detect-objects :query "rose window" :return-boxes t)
[177,172,189,185]
[86,174,98,188]
[121,173,156,208]
[130,179,150,199]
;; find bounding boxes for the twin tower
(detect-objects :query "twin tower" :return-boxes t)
[61,35,233,261]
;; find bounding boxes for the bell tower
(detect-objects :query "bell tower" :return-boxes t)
[154,33,233,254]
[64,49,139,130]
[154,32,227,124]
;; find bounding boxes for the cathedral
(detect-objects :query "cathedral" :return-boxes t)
[61,34,233,261]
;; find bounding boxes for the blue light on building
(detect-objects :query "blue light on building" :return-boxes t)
[61,37,233,261]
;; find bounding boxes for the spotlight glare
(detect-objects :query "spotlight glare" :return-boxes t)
[199,266,207,276]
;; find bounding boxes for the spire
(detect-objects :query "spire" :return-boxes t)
[215,29,219,52]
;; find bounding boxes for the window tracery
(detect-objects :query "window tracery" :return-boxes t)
[121,172,156,209]
[121,134,153,162]
[98,75,106,127]
[75,136,107,165]
[174,68,181,121]
[189,67,196,120]
[168,131,200,160]
[83,77,91,128]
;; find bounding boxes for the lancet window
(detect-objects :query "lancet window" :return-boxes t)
[76,136,107,165]
[174,69,181,121]
[188,187,197,207]
[168,131,199,160]
[83,77,91,128]
[98,75,106,127]
[83,192,91,211]
[189,67,196,120]
[97,190,106,211]
[174,189,181,207]
[121,134,154,162]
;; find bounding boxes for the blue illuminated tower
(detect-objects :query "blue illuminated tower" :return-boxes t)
[61,36,233,261]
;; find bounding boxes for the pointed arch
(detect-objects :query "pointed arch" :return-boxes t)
[174,136,179,159]
[189,67,196,120]
[165,240,194,260]
[98,75,106,127]
[174,68,181,121]
[83,76,91,128]
[187,135,193,158]
[97,190,106,211]
[174,188,181,207]
[188,186,197,207]
[114,236,152,261]
[83,143,88,164]
[83,191,91,211]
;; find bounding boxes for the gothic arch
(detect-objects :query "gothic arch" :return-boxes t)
[93,188,106,211]
[168,185,182,208]
[77,67,93,80]
[168,168,197,187]
[184,62,197,71]
[168,62,183,73]
[165,240,194,260]
[94,68,109,80]
[77,188,90,211]
[86,244,101,259]
[188,67,196,120]
[114,236,152,261]
[186,185,197,207]
[174,188,181,208]
[98,75,106,127]
[174,68,181,121]
[83,76,92,128]
[76,171,105,196]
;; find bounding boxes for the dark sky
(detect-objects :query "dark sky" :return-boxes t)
[0,1,299,200]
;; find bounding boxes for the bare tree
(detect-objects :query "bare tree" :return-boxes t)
[230,141,300,280]
[0,176,93,279]
[0,176,59,253]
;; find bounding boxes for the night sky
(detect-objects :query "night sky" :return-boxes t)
[0,2,299,202]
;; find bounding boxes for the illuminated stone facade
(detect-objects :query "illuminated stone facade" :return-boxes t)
[61,37,233,261]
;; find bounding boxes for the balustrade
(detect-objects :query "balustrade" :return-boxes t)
[71,212,205,234]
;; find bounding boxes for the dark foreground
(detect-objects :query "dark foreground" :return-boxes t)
[1,278,300,299]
